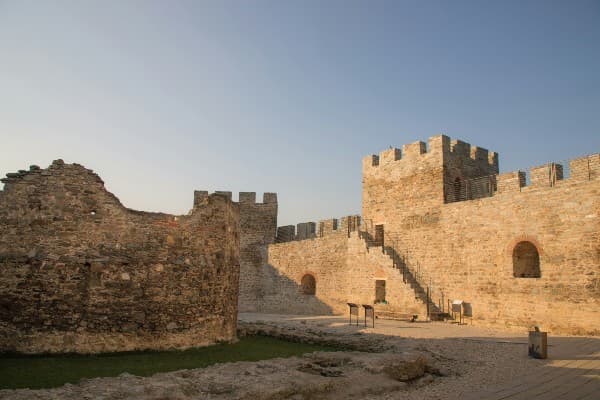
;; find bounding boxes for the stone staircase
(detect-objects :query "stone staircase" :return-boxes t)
[350,231,427,320]
[356,231,447,320]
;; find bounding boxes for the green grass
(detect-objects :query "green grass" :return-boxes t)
[0,335,336,390]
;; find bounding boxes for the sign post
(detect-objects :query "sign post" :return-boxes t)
[347,303,359,326]
[362,304,374,328]
[451,300,463,324]
[528,329,548,359]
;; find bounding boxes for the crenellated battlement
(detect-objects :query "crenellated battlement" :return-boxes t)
[362,136,439,170]
[193,190,278,207]
[570,154,600,181]
[363,136,598,209]
[495,153,599,194]
[363,135,499,211]
[496,171,526,194]
[363,135,498,171]
[275,215,361,243]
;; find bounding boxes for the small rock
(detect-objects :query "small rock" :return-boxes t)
[319,368,343,377]
[414,373,435,387]
[167,322,178,331]
[425,364,449,376]
[383,355,427,382]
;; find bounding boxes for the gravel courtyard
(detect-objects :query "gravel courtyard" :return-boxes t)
[1,313,597,400]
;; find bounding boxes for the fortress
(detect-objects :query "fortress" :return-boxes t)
[239,135,599,336]
[0,135,598,354]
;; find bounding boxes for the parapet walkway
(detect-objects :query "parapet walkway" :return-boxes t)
[239,313,599,400]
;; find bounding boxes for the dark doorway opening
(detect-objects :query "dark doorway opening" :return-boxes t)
[513,241,541,278]
[375,280,386,303]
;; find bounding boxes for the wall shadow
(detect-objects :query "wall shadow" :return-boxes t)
[243,262,336,315]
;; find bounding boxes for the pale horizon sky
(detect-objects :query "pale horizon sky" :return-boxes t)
[1,1,599,226]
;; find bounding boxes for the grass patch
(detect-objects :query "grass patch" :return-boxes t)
[0,335,335,390]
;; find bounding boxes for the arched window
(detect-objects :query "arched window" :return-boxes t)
[513,241,541,278]
[300,274,316,295]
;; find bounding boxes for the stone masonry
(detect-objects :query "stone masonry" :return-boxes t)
[191,190,278,313]
[247,135,599,335]
[263,219,427,317]
[0,160,240,353]
[362,135,599,334]
[1,133,598,354]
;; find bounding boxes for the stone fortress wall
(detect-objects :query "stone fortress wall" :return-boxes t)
[0,160,241,353]
[362,135,599,334]
[198,191,278,313]
[1,133,597,353]
[247,135,599,335]
[265,218,428,316]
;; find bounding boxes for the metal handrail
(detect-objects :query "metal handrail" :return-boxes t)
[381,233,446,318]
[445,174,497,203]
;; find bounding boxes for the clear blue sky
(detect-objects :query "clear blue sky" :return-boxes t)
[1,1,599,226]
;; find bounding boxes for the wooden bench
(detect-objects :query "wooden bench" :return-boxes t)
[375,310,418,322]
[429,311,452,321]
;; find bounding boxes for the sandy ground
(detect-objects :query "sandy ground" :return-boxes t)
[1,313,598,399]
[239,313,600,400]
[238,313,537,400]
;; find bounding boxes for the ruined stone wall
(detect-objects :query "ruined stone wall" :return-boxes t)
[363,136,600,335]
[0,160,240,353]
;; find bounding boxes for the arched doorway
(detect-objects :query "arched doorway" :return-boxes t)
[513,241,541,278]
[300,274,316,295]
